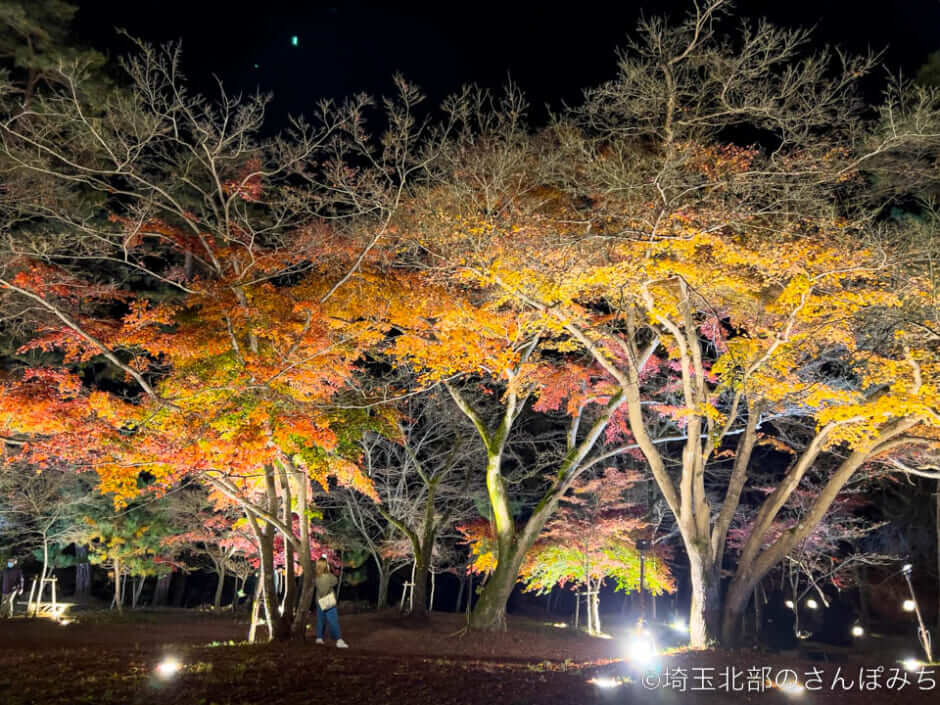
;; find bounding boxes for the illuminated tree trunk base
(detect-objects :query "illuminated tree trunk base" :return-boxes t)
[469,551,525,631]
[721,578,755,646]
[688,554,721,648]
[377,568,390,610]
[408,552,430,619]
[213,566,226,610]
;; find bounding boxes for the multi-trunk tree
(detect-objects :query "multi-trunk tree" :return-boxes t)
[349,390,478,616]
[0,38,444,639]
[380,1,940,644]
[0,0,937,650]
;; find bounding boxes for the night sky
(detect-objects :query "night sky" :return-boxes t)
[72,1,940,127]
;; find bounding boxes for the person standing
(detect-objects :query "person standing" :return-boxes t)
[2,557,24,618]
[314,557,347,648]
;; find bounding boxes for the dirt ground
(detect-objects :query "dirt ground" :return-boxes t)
[0,608,935,705]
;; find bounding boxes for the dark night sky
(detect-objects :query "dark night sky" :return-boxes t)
[72,1,940,125]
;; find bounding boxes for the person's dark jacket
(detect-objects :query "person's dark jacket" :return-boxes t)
[2,565,24,595]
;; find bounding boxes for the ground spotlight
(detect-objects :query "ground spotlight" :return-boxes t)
[780,680,805,696]
[784,600,794,609]
[902,599,916,612]
[805,598,818,610]
[625,627,657,667]
[902,658,923,673]
[669,617,689,634]
[851,624,864,637]
[589,676,622,689]
[155,657,182,679]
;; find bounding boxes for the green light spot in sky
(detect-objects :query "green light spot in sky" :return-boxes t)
[291,35,299,47]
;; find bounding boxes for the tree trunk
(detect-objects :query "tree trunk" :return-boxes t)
[248,575,263,644]
[213,564,226,610]
[257,525,287,640]
[688,549,721,647]
[377,565,390,610]
[40,534,50,589]
[113,559,122,613]
[289,548,316,640]
[410,549,430,618]
[132,575,146,608]
[752,585,762,641]
[469,547,525,630]
[154,572,171,607]
[638,553,646,620]
[454,573,465,613]
[75,545,91,597]
[287,461,316,640]
[231,576,243,613]
[721,571,759,646]
[591,590,601,635]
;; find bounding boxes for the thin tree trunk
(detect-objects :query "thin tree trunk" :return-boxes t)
[336,549,344,601]
[232,576,243,613]
[466,573,473,617]
[40,534,50,590]
[214,564,226,610]
[377,565,390,610]
[591,589,601,635]
[288,462,316,640]
[153,572,171,606]
[113,558,122,613]
[75,545,91,596]
[132,575,146,608]
[454,573,465,613]
[752,586,761,640]
[248,575,263,644]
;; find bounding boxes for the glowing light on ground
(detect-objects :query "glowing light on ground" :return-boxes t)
[551,622,567,628]
[670,618,689,634]
[156,657,182,678]
[784,600,794,609]
[902,599,916,612]
[780,680,805,696]
[851,625,864,637]
[902,658,923,672]
[625,628,657,667]
[805,598,818,610]
[589,677,622,689]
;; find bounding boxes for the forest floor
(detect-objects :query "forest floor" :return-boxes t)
[0,607,935,705]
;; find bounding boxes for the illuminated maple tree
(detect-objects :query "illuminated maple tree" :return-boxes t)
[381,2,940,644]
[517,468,674,634]
[0,41,437,639]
